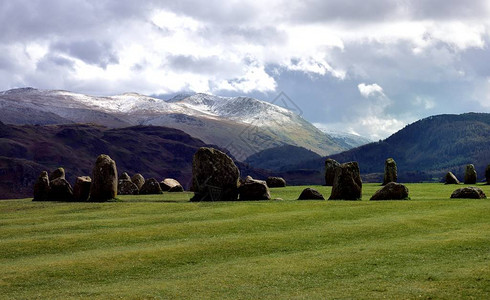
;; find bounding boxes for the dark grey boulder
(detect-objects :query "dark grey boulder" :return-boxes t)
[120,172,131,181]
[239,177,270,200]
[50,167,65,181]
[464,164,477,184]
[191,147,240,202]
[118,180,139,195]
[160,178,184,192]
[73,176,92,202]
[325,158,340,186]
[48,177,74,201]
[131,173,145,190]
[450,187,486,199]
[329,161,362,200]
[298,188,325,200]
[33,171,50,201]
[445,172,460,184]
[140,178,163,194]
[383,158,397,185]
[266,177,286,187]
[89,154,118,202]
[370,182,409,200]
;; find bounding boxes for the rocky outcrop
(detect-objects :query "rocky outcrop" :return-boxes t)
[329,162,362,200]
[383,158,397,185]
[48,177,74,201]
[444,172,460,184]
[131,173,145,190]
[370,182,409,200]
[73,176,91,202]
[140,178,163,194]
[450,187,486,199]
[325,158,340,186]
[238,177,270,200]
[118,180,139,195]
[298,188,325,200]
[464,164,477,184]
[89,154,118,202]
[160,178,184,192]
[50,167,65,181]
[33,171,50,201]
[266,177,286,187]
[190,147,240,202]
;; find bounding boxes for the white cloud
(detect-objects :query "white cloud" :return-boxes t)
[358,83,385,98]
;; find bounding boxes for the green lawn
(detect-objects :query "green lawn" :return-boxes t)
[1,183,489,299]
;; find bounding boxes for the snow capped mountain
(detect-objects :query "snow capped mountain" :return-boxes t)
[322,130,372,149]
[0,88,347,160]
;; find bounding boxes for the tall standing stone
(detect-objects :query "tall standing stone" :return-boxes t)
[89,154,118,202]
[48,178,74,201]
[73,176,92,202]
[329,161,362,200]
[131,173,145,190]
[33,171,50,201]
[383,158,397,185]
[486,164,490,185]
[464,164,477,184]
[50,167,65,181]
[325,158,340,186]
[191,147,240,201]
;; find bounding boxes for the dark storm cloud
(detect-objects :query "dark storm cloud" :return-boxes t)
[52,41,118,68]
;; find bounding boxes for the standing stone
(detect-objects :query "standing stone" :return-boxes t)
[239,177,270,200]
[48,178,74,201]
[191,147,240,202]
[50,167,65,181]
[73,176,92,202]
[89,154,118,202]
[486,165,490,185]
[464,164,477,184]
[33,171,50,201]
[325,158,340,186]
[450,187,486,199]
[120,172,131,181]
[329,162,362,200]
[118,180,139,195]
[298,188,325,200]
[131,173,145,190]
[383,158,397,185]
[266,177,286,188]
[370,182,409,200]
[140,178,163,194]
[445,172,460,184]
[160,178,184,192]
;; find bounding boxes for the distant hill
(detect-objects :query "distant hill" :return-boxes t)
[244,144,322,171]
[283,113,490,182]
[0,122,269,199]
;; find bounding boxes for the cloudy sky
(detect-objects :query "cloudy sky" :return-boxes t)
[1,0,490,139]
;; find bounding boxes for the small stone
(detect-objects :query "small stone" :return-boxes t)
[73,176,91,202]
[140,178,163,194]
[444,172,460,184]
[450,187,486,199]
[298,188,325,200]
[370,182,409,200]
[266,177,286,187]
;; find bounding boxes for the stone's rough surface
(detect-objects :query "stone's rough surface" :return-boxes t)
[239,177,271,200]
[266,177,286,187]
[383,158,397,185]
[298,188,325,200]
[73,176,92,202]
[89,154,118,202]
[191,147,240,202]
[160,178,184,192]
[324,158,340,186]
[118,180,139,195]
[119,172,131,181]
[464,164,477,184]
[370,182,409,200]
[140,178,163,194]
[48,178,74,201]
[445,172,460,184]
[450,187,486,199]
[33,171,50,201]
[486,165,490,185]
[50,167,65,181]
[329,162,362,200]
[131,173,145,190]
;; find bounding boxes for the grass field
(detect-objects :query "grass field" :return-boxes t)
[1,183,489,299]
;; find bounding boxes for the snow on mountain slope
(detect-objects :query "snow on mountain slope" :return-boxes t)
[0,88,347,159]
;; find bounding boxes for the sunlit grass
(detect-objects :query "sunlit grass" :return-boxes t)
[1,183,489,299]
